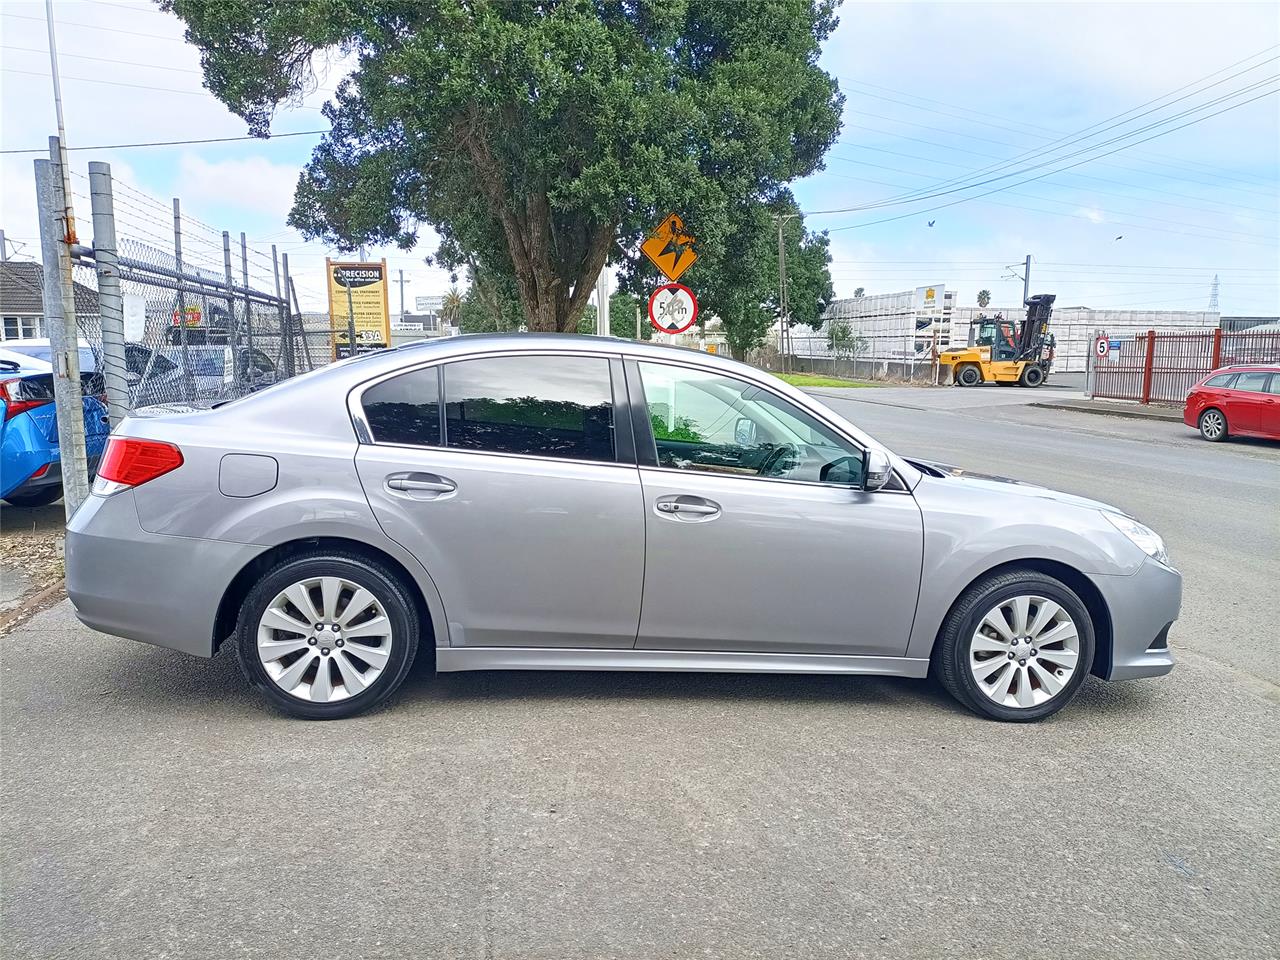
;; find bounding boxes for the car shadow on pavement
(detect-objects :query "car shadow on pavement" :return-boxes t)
[65,637,1161,724]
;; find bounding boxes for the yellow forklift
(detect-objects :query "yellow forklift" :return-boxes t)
[939,294,1056,387]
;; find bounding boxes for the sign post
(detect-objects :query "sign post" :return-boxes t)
[326,259,391,359]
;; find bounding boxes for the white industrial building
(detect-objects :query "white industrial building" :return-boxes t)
[790,286,1222,375]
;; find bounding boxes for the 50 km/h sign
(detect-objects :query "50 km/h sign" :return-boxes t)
[649,283,698,335]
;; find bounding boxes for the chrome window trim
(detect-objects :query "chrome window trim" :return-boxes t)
[638,464,912,494]
[347,348,629,467]
[628,355,911,493]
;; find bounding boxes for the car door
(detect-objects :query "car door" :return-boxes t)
[1260,373,1280,438]
[354,351,646,649]
[628,358,924,658]
[1226,371,1270,433]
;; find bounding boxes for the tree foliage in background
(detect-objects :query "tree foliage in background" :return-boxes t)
[853,286,865,298]
[166,0,843,333]
[826,318,866,360]
[977,289,992,308]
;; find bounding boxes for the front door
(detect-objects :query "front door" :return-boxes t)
[629,360,924,657]
[355,353,645,649]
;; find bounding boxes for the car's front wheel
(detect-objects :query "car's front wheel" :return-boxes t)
[235,553,419,719]
[933,569,1095,722]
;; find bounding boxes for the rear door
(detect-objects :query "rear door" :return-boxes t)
[1261,374,1280,437]
[1227,371,1270,433]
[354,352,646,649]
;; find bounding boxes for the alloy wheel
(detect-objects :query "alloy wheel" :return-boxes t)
[256,576,394,702]
[1200,409,1225,440]
[968,595,1081,709]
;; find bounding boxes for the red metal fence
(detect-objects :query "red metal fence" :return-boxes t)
[1093,329,1280,404]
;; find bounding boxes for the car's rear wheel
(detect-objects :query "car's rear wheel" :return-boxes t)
[933,570,1095,722]
[2,485,62,507]
[956,365,982,387]
[1198,407,1228,442]
[235,554,419,719]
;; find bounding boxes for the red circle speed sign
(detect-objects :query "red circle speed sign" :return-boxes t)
[648,283,698,334]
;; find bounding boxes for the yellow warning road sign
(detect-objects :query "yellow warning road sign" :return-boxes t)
[641,213,698,282]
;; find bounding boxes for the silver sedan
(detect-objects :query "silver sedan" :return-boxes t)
[65,335,1179,721]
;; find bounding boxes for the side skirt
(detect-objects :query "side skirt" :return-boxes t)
[436,647,930,678]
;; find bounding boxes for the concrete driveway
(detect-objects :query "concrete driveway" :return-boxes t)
[2,390,1277,960]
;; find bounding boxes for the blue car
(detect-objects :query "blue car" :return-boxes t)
[1,348,109,507]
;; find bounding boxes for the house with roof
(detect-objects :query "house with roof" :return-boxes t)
[0,260,99,343]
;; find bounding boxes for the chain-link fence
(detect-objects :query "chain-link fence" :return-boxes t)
[64,167,334,414]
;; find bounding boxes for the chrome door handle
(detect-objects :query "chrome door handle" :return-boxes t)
[386,473,456,497]
[655,496,721,519]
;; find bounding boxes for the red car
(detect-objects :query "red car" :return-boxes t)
[1183,364,1280,442]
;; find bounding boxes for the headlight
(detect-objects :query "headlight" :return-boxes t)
[1102,512,1170,566]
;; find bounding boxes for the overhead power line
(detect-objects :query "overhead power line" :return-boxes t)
[0,129,328,155]
[810,73,1279,217]
[815,85,1279,232]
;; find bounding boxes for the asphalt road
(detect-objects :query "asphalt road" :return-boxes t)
[2,388,1278,960]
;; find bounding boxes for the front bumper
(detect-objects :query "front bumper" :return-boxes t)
[1090,558,1182,682]
[65,490,262,657]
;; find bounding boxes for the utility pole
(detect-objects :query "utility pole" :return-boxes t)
[0,229,7,261]
[595,267,610,336]
[1022,253,1031,305]
[635,305,641,340]
[44,0,76,249]
[776,215,794,372]
[222,232,242,396]
[173,198,192,401]
[397,268,406,324]
[35,146,90,517]
[240,232,254,367]
[88,161,129,427]
[344,271,358,358]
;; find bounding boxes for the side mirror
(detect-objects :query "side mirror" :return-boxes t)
[862,449,893,491]
[734,417,757,447]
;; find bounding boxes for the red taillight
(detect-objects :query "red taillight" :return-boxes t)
[0,379,54,422]
[97,437,184,488]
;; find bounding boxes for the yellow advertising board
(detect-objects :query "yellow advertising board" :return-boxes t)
[326,259,391,359]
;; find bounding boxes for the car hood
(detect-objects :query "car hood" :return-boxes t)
[906,458,1123,515]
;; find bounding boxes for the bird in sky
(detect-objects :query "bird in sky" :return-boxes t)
[927,220,936,227]
[1114,235,1124,241]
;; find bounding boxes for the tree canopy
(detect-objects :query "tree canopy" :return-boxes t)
[166,0,843,332]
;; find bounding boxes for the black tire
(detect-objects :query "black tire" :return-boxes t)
[956,365,982,387]
[1019,364,1045,387]
[3,485,63,507]
[1198,407,1228,442]
[235,553,420,719]
[933,569,1095,722]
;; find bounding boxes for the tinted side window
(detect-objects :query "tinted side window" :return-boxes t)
[363,367,441,446]
[1204,373,1237,388]
[1235,372,1269,393]
[443,356,614,462]
[637,361,864,484]
[1265,376,1280,396]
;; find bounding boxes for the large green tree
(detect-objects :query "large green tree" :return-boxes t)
[166,0,843,332]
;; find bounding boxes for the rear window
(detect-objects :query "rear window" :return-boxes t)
[362,367,441,446]
[442,355,615,462]
[6,344,96,371]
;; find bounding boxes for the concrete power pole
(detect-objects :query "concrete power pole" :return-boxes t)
[1022,253,1031,305]
[595,267,610,336]
[34,146,90,517]
[776,217,791,372]
[88,161,130,427]
[398,269,406,324]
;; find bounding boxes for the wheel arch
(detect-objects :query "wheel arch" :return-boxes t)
[929,558,1113,679]
[212,536,438,659]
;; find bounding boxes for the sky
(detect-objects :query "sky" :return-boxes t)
[1,0,1278,317]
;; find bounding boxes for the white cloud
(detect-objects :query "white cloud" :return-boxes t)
[1076,207,1106,224]
[175,154,301,222]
